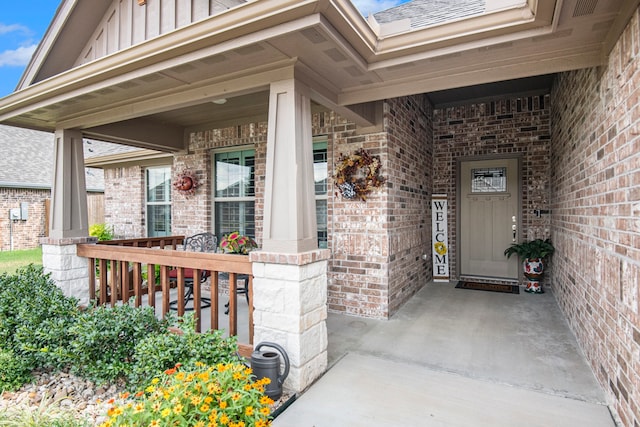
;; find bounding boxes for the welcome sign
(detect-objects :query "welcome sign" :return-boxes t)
[432,194,449,282]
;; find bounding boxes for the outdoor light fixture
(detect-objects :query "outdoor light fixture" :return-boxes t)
[212,98,227,105]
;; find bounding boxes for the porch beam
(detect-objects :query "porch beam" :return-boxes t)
[84,118,186,153]
[262,77,318,253]
[49,129,89,239]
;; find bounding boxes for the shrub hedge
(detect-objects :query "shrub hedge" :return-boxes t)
[0,266,240,391]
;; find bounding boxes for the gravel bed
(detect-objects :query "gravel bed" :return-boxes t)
[0,369,293,425]
[0,369,125,425]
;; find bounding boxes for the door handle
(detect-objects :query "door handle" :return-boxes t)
[512,224,517,242]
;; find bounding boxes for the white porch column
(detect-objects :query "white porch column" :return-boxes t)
[252,77,328,393]
[41,129,95,305]
[262,78,317,253]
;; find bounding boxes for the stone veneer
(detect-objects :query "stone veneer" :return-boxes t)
[41,236,97,306]
[549,8,640,426]
[250,249,330,393]
[433,94,552,281]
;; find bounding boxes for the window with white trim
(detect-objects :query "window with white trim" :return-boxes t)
[213,148,256,238]
[212,141,327,247]
[146,166,171,237]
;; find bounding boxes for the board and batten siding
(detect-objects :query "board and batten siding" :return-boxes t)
[75,0,245,66]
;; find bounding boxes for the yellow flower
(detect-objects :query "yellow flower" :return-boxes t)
[434,242,447,256]
[173,403,184,415]
[220,414,229,425]
[161,408,171,418]
[134,403,145,413]
[191,395,202,406]
[145,385,156,393]
[149,421,160,427]
[204,396,214,404]
[259,396,273,405]
[194,422,205,427]
[200,403,211,412]
[152,401,161,412]
[260,406,271,416]
[245,406,254,416]
[219,401,228,409]
[231,392,241,401]
[151,378,160,384]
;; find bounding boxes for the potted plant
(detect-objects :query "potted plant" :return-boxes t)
[219,231,258,254]
[504,238,555,293]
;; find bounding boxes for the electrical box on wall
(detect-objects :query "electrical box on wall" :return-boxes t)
[20,202,28,220]
[9,208,20,220]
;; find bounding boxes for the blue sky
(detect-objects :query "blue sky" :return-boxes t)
[0,0,408,99]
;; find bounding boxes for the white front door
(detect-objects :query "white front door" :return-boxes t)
[459,158,519,280]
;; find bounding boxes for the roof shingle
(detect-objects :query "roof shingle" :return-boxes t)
[374,0,486,29]
[0,125,134,191]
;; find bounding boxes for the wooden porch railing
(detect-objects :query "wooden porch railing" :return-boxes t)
[97,236,185,249]
[77,238,253,355]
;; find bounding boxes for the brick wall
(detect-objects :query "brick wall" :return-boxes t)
[385,95,433,315]
[0,188,49,251]
[104,166,145,238]
[550,8,640,426]
[432,94,552,280]
[0,189,103,250]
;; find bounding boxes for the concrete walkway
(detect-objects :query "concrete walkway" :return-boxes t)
[273,282,615,426]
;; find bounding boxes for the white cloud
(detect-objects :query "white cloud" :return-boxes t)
[0,23,29,36]
[351,0,405,16]
[0,44,37,67]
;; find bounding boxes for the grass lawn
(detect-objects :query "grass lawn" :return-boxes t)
[0,247,43,275]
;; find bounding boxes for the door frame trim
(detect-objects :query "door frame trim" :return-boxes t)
[455,154,523,281]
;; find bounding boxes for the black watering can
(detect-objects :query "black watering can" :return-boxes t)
[251,342,290,400]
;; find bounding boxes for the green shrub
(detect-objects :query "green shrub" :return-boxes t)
[67,304,168,384]
[0,265,79,371]
[0,349,32,392]
[89,223,114,241]
[127,313,239,389]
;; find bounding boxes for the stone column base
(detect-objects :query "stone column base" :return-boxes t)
[41,236,97,306]
[250,249,330,394]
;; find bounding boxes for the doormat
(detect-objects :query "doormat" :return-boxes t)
[455,281,520,294]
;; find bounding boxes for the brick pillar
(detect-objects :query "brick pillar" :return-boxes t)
[250,249,330,393]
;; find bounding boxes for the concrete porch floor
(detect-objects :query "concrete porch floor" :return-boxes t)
[273,281,616,426]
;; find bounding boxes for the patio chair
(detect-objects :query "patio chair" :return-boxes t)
[168,232,216,311]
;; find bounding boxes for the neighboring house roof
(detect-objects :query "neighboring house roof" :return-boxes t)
[0,125,133,191]
[374,0,486,30]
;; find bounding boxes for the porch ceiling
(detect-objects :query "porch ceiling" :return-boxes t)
[0,0,635,152]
